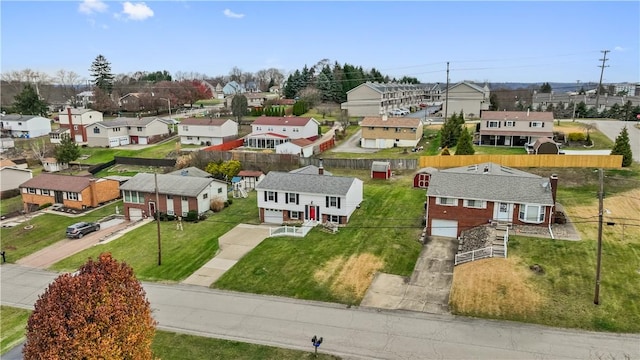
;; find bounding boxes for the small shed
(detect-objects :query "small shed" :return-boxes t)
[371,161,391,179]
[237,170,265,190]
[533,137,560,154]
[413,167,438,188]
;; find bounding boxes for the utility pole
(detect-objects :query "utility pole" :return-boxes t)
[572,80,580,122]
[443,62,450,121]
[595,50,610,113]
[594,168,604,305]
[155,172,162,266]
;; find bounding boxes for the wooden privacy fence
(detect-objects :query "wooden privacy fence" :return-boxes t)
[300,157,418,170]
[114,156,176,167]
[419,154,622,169]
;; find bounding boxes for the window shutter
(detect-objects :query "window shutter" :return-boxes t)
[275,192,278,203]
[264,191,267,202]
[338,197,341,209]
[498,122,501,128]
[503,121,506,126]
[486,121,489,127]
[542,122,545,127]
[285,192,289,204]
[326,196,329,208]
[296,194,299,205]
[529,122,532,127]
[305,205,308,219]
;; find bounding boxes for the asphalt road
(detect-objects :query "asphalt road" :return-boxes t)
[579,119,640,162]
[2,265,638,360]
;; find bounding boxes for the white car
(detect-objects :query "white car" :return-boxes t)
[389,109,404,116]
[399,107,410,115]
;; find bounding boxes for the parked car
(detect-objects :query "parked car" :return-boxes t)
[399,107,410,115]
[66,222,100,239]
[389,109,404,116]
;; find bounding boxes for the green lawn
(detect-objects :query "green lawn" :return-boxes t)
[0,306,30,355]
[0,201,122,261]
[79,138,181,165]
[51,194,260,281]
[214,175,424,305]
[473,146,527,155]
[0,195,23,215]
[0,307,338,359]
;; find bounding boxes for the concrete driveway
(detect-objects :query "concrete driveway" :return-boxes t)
[182,224,271,286]
[331,129,378,153]
[361,236,458,314]
[580,119,640,162]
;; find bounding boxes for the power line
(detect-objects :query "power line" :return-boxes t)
[594,50,610,111]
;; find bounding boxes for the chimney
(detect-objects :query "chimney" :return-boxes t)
[318,159,324,175]
[67,107,76,142]
[382,114,388,121]
[527,108,530,116]
[483,165,489,174]
[549,174,558,204]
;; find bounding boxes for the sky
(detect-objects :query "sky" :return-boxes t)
[1,1,639,86]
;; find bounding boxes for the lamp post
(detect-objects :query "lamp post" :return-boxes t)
[160,97,171,120]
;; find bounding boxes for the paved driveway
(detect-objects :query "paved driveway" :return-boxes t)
[580,119,640,162]
[332,129,378,153]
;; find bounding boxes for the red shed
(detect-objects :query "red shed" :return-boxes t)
[413,167,438,188]
[371,161,391,179]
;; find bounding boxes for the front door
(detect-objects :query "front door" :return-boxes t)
[149,202,156,217]
[306,204,318,221]
[495,202,512,222]
[54,191,64,204]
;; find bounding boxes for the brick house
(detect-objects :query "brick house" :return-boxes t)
[57,108,103,143]
[119,172,228,221]
[426,162,557,238]
[478,111,554,147]
[360,115,423,149]
[19,174,120,210]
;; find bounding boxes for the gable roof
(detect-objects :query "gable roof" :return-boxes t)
[59,108,96,115]
[361,116,421,127]
[371,161,391,172]
[179,118,232,126]
[533,137,558,148]
[238,170,264,177]
[120,173,222,197]
[428,163,553,205]
[19,173,99,192]
[290,138,314,147]
[168,167,211,178]
[92,117,163,128]
[0,159,17,167]
[1,115,41,122]
[448,81,487,93]
[252,117,317,127]
[256,172,356,195]
[289,165,333,176]
[481,111,554,121]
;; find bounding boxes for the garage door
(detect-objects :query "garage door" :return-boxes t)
[119,137,130,146]
[362,139,376,148]
[109,138,120,147]
[263,209,282,224]
[129,208,143,221]
[431,219,458,238]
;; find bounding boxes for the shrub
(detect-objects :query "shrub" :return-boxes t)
[567,132,586,142]
[210,197,225,212]
[441,147,451,155]
[227,198,233,205]
[185,210,198,222]
[38,203,52,210]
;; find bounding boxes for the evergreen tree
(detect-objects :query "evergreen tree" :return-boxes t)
[292,100,308,116]
[90,54,115,94]
[12,84,48,116]
[610,127,633,167]
[54,134,80,166]
[489,93,499,111]
[455,127,475,155]
[231,94,248,124]
[539,82,552,93]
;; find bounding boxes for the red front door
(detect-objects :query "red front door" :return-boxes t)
[309,206,316,220]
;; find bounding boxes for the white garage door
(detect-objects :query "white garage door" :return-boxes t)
[431,219,458,238]
[263,209,282,224]
[139,137,148,145]
[119,137,130,146]
[362,139,376,148]
[109,138,120,147]
[74,134,84,143]
[129,208,143,221]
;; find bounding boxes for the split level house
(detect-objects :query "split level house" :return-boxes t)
[85,117,171,147]
[360,115,423,149]
[57,108,103,143]
[425,162,557,238]
[245,117,320,149]
[256,164,363,225]
[0,114,51,139]
[119,172,228,221]
[178,118,238,146]
[477,111,554,147]
[19,173,121,210]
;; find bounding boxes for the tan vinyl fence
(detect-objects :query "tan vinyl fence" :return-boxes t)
[418,154,622,169]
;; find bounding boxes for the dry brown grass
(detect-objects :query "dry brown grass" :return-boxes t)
[555,123,588,134]
[450,256,544,318]
[314,253,384,302]
[566,188,640,242]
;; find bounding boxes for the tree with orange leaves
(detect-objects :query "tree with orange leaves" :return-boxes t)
[23,253,156,359]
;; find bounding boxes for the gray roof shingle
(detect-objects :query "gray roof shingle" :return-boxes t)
[120,173,218,197]
[168,167,211,178]
[256,172,357,196]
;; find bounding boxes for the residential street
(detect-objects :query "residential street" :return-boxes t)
[579,119,640,162]
[2,264,638,360]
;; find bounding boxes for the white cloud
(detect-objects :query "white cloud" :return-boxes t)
[78,0,108,15]
[614,46,625,52]
[223,9,244,19]
[120,2,154,21]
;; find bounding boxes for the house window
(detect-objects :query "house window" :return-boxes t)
[123,190,144,204]
[328,215,340,223]
[267,191,276,201]
[328,196,338,207]
[505,121,516,127]
[395,128,402,132]
[137,127,143,131]
[282,128,286,131]
[293,128,299,132]
[519,204,545,223]
[73,125,78,130]
[530,121,544,128]
[464,199,487,209]
[203,193,208,199]
[290,211,299,220]
[183,126,189,131]
[182,196,188,201]
[187,137,192,140]
[93,127,100,134]
[256,127,261,131]
[67,192,79,201]
[28,188,36,194]
[487,121,499,128]
[218,188,223,194]
[383,127,389,131]
[287,193,297,203]
[369,127,374,130]
[167,195,173,200]
[41,189,50,196]
[436,197,457,206]
[113,127,120,132]
[167,210,174,215]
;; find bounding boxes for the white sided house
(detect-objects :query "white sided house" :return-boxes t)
[245,116,319,149]
[58,108,103,143]
[0,114,51,138]
[119,172,227,221]
[178,118,238,146]
[275,138,315,157]
[478,111,554,147]
[85,117,170,147]
[256,167,363,225]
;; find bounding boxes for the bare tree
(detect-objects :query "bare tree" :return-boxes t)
[266,68,285,87]
[30,138,50,165]
[55,70,84,105]
[229,67,244,83]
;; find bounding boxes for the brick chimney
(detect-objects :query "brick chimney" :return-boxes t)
[67,107,76,141]
[549,174,558,204]
[318,159,324,175]
[89,179,98,207]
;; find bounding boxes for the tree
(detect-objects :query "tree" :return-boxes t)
[231,94,248,123]
[90,54,115,94]
[539,82,552,93]
[455,127,475,155]
[54,134,80,166]
[12,84,48,115]
[292,100,308,116]
[489,93,499,111]
[23,253,156,359]
[206,160,241,181]
[610,127,633,167]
